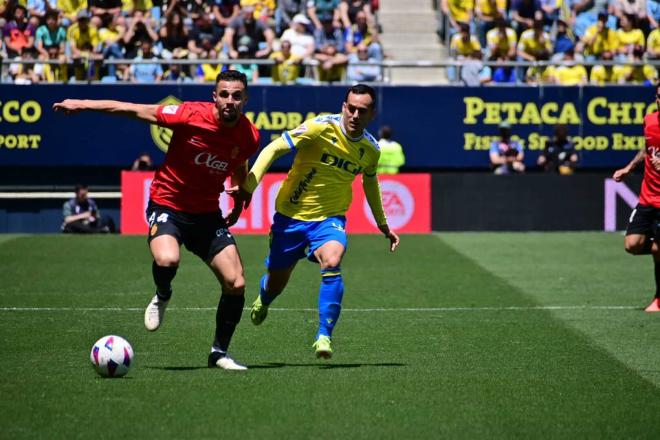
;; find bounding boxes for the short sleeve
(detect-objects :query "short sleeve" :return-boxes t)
[489,141,499,154]
[156,102,192,127]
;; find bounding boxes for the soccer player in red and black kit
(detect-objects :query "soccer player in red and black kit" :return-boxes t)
[53,70,261,369]
[613,84,660,312]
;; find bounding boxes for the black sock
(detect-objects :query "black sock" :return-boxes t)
[655,260,660,299]
[152,262,177,301]
[213,294,245,353]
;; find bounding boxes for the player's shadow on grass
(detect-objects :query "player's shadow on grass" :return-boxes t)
[146,366,208,371]
[248,362,406,370]
[146,362,405,371]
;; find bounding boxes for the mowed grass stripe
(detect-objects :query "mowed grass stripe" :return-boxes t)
[0,235,659,438]
[440,232,660,391]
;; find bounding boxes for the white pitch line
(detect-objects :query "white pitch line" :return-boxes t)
[0,305,641,312]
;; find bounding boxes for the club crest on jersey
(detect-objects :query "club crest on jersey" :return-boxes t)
[320,152,363,175]
[230,145,240,159]
[195,152,229,171]
[150,95,182,153]
[292,124,307,136]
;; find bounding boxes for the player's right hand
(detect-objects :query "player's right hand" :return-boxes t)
[225,186,253,209]
[52,99,85,114]
[612,167,629,182]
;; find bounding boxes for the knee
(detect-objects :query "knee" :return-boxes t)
[625,240,645,255]
[154,253,180,267]
[223,274,246,294]
[320,256,342,270]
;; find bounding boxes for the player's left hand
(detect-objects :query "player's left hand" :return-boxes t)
[52,99,86,114]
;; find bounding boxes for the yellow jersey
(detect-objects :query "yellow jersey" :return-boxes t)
[582,25,619,56]
[67,23,100,50]
[486,27,517,55]
[613,64,657,84]
[475,0,506,19]
[589,65,617,84]
[276,114,381,221]
[517,29,551,57]
[447,0,474,24]
[270,51,301,84]
[648,29,660,54]
[553,65,587,85]
[616,28,644,48]
[450,34,481,56]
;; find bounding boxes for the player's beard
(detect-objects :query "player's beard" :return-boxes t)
[222,107,239,124]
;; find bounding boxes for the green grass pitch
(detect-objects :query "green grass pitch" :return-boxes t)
[2,232,660,438]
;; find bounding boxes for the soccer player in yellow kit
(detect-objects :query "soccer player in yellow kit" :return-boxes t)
[231,84,400,358]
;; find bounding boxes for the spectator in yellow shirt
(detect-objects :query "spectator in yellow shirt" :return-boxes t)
[614,45,658,84]
[589,50,618,84]
[58,0,86,25]
[552,48,587,85]
[450,22,482,57]
[579,11,620,59]
[616,13,645,59]
[486,17,517,59]
[67,10,103,80]
[517,18,551,61]
[270,40,302,84]
[647,27,660,59]
[475,0,506,46]
[450,22,481,82]
[441,0,474,35]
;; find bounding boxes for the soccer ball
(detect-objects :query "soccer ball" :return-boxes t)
[90,335,134,378]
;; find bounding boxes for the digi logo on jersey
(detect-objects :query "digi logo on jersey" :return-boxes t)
[194,152,229,171]
[320,153,363,175]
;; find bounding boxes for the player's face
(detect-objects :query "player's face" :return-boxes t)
[342,92,375,137]
[213,80,247,126]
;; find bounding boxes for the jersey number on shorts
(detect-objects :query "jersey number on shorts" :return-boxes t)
[148,212,170,227]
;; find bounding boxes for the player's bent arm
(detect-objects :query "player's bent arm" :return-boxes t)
[53,99,159,123]
[613,147,646,181]
[242,137,292,193]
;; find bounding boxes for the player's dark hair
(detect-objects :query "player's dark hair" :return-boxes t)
[216,70,248,89]
[74,184,88,193]
[345,84,376,108]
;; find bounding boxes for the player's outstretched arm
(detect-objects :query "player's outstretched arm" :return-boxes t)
[613,147,646,182]
[52,99,159,123]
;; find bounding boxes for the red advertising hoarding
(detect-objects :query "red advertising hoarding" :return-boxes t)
[121,171,431,234]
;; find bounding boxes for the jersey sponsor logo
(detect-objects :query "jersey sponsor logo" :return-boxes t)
[194,152,229,171]
[162,105,179,115]
[320,152,363,175]
[291,123,307,135]
[289,168,317,205]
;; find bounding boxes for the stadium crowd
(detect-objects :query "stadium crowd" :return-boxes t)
[0,0,383,83]
[442,0,660,85]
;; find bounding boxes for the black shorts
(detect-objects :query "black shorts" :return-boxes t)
[626,204,660,236]
[146,201,236,262]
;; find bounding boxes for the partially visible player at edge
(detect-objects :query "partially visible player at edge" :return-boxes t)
[53,70,260,369]
[613,82,660,312]
[230,84,400,358]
